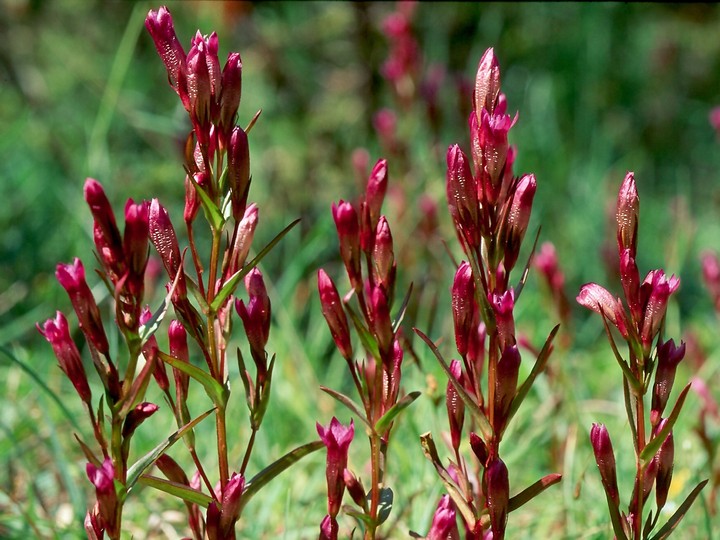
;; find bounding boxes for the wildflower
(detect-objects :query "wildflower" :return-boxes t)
[317,270,352,361]
[317,417,354,518]
[37,311,92,404]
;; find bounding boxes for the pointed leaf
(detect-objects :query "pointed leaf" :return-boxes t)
[648,480,708,540]
[211,218,300,312]
[320,386,371,429]
[190,175,225,232]
[639,383,691,467]
[238,440,324,513]
[74,434,101,468]
[345,301,381,361]
[158,351,227,410]
[138,475,213,507]
[139,259,184,345]
[508,473,562,512]
[0,345,81,431]
[392,283,413,333]
[374,391,421,435]
[186,275,210,313]
[118,352,157,417]
[245,108,262,133]
[420,432,477,527]
[414,328,493,442]
[514,226,541,300]
[599,308,641,392]
[125,407,215,495]
[508,325,559,422]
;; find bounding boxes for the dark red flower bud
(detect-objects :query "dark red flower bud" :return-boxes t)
[446,360,465,452]
[318,270,352,360]
[343,469,366,508]
[86,458,118,536]
[56,258,109,355]
[446,144,480,249]
[651,339,685,419]
[590,423,620,508]
[451,262,475,357]
[185,31,214,136]
[219,472,245,534]
[616,172,639,258]
[639,270,679,351]
[426,495,459,540]
[654,419,674,511]
[169,320,190,400]
[319,514,338,540]
[372,216,395,290]
[123,199,150,297]
[228,126,250,220]
[85,178,125,281]
[469,432,488,465]
[236,268,271,379]
[37,311,92,403]
[139,306,169,392]
[218,53,242,144]
[489,289,515,351]
[494,345,521,436]
[365,159,388,231]
[149,199,185,298]
[474,47,501,117]
[502,174,536,271]
[370,286,393,359]
[478,108,517,193]
[619,248,641,323]
[184,175,201,224]
[145,7,187,91]
[486,457,509,540]
[317,417,354,518]
[227,203,258,278]
[122,401,159,439]
[332,200,362,289]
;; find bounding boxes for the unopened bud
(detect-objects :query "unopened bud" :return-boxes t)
[616,172,639,258]
[318,270,352,360]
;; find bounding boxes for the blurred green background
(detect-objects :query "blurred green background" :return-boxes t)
[2,1,720,538]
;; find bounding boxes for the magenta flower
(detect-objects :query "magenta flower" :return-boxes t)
[616,172,639,257]
[236,268,271,379]
[318,270,352,361]
[493,345,521,436]
[37,311,92,403]
[488,289,515,351]
[638,270,680,350]
[331,200,361,289]
[219,472,245,534]
[86,458,118,536]
[149,198,185,298]
[218,52,243,144]
[121,402,159,439]
[85,178,125,283]
[426,495,459,540]
[486,457,509,539]
[145,6,186,90]
[446,360,465,452]
[56,258,109,355]
[122,199,150,296]
[446,144,479,249]
[169,319,190,400]
[228,126,250,220]
[372,216,395,290]
[651,339,686,419]
[365,159,389,234]
[576,282,629,339]
[474,48,501,118]
[317,417,354,518]
[590,423,620,508]
[502,174,536,270]
[451,261,475,358]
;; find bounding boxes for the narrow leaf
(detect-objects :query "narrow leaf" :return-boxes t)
[508,325,559,422]
[508,473,562,512]
[514,226,541,300]
[391,283,413,333]
[125,407,215,494]
[648,480,708,540]
[211,218,300,312]
[0,346,82,431]
[138,259,184,345]
[374,391,421,435]
[190,175,225,232]
[420,432,477,527]
[138,475,213,507]
[639,383,691,467]
[599,309,641,392]
[345,301,381,361]
[158,351,227,410]
[239,440,324,513]
[320,386,371,429]
[414,328,493,442]
[74,434,101,468]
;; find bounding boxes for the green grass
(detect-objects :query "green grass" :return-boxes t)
[2,1,720,538]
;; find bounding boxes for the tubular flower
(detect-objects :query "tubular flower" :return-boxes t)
[317,270,352,361]
[317,418,355,518]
